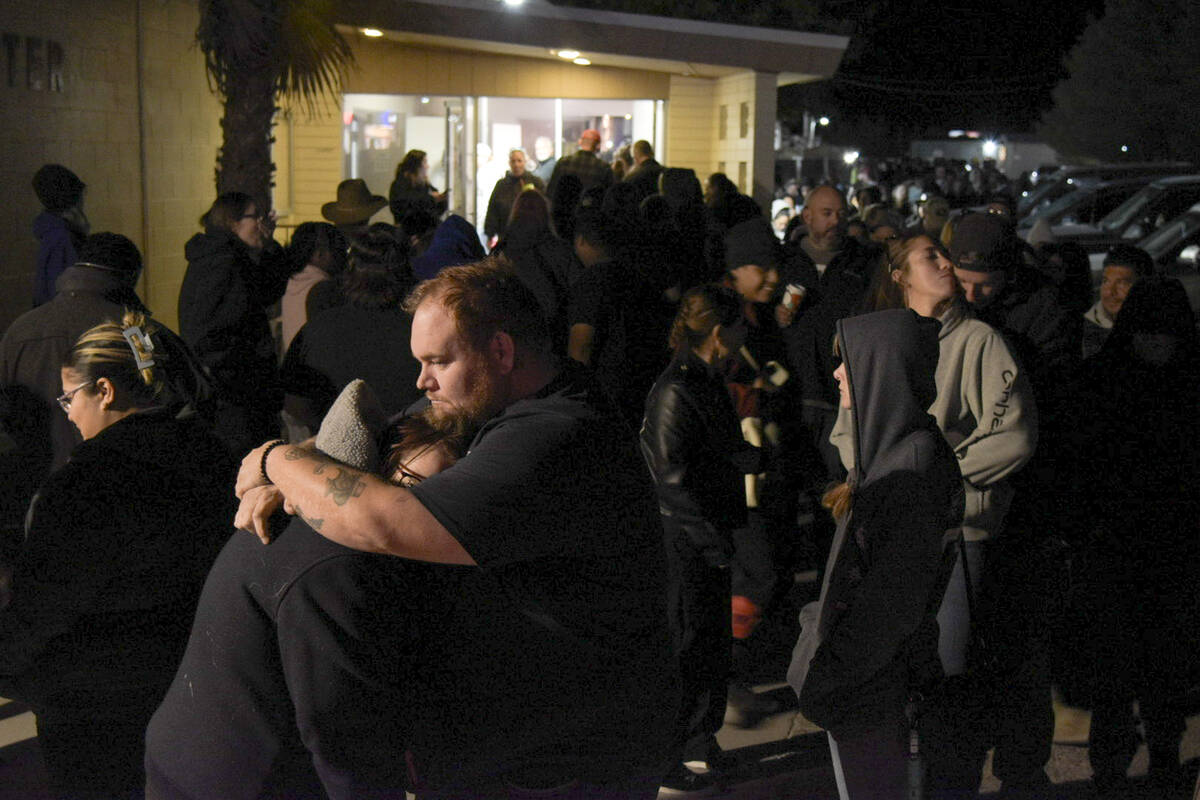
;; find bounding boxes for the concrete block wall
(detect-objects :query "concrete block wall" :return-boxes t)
[0,0,221,334]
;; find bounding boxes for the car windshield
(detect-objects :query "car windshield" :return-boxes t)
[1141,211,1200,261]
[1099,186,1156,233]
[1023,176,1101,221]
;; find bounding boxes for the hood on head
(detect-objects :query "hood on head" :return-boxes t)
[837,309,941,484]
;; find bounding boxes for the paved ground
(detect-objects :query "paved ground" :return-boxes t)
[2,570,1198,798]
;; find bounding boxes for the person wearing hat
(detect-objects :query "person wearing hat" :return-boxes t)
[547,129,614,206]
[322,178,389,241]
[948,213,1080,792]
[31,164,89,308]
[1,233,205,535]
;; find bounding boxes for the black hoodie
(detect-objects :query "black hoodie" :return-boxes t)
[788,309,963,736]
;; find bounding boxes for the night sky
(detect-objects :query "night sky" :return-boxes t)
[779,0,1107,150]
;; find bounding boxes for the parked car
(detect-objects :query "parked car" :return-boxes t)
[1041,175,1200,253]
[1018,175,1159,235]
[1018,163,1192,220]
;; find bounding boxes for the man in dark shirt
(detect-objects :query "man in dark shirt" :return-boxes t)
[547,129,613,204]
[623,140,664,202]
[227,260,676,798]
[483,148,545,245]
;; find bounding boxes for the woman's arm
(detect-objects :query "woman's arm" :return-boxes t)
[954,330,1038,487]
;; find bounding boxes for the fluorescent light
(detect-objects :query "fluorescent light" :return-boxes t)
[361,28,383,37]
[503,0,525,5]
[557,50,581,59]
[573,57,591,66]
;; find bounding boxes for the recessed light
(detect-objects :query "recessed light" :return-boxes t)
[573,57,591,66]
[361,28,383,37]
[557,50,581,60]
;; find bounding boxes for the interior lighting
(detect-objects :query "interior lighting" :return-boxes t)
[361,28,383,37]
[503,0,525,5]
[557,49,581,60]
[573,58,591,66]
[819,116,830,126]
[624,114,632,120]
[420,96,430,104]
[842,150,860,165]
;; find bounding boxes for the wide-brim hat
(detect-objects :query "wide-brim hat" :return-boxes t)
[322,178,388,225]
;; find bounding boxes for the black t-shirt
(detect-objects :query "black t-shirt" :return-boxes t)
[407,364,678,788]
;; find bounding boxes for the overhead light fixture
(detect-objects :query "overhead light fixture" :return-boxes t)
[557,49,581,59]
[624,114,632,120]
[420,96,430,104]
[819,116,830,126]
[981,139,998,157]
[361,28,383,37]
[1120,144,1129,153]
[503,0,525,5]
[573,58,591,66]
[842,150,860,165]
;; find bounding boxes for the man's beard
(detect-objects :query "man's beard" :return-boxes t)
[424,366,506,434]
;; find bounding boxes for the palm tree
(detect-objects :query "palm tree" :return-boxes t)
[196,0,354,207]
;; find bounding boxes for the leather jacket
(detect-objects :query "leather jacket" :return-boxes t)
[640,350,761,566]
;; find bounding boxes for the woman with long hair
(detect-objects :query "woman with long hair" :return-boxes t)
[640,284,760,793]
[492,189,577,352]
[789,308,962,800]
[847,234,1039,793]
[0,310,234,798]
[280,221,349,352]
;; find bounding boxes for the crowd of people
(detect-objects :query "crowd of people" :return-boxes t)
[0,140,1195,800]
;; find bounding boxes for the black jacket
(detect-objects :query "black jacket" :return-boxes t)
[640,350,760,565]
[179,231,288,406]
[781,235,880,405]
[483,172,545,238]
[0,409,234,707]
[624,158,664,202]
[788,310,963,736]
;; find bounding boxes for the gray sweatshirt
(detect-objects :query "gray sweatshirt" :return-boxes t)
[831,300,1037,540]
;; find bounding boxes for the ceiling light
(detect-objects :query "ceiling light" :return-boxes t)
[573,57,591,66]
[503,0,525,5]
[361,28,383,37]
[557,50,580,60]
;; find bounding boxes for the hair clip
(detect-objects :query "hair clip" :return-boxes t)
[122,325,156,370]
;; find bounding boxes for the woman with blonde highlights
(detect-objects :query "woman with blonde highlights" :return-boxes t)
[0,310,234,798]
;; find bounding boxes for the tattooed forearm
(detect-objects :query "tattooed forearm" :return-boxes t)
[283,445,332,473]
[325,468,367,506]
[292,504,324,531]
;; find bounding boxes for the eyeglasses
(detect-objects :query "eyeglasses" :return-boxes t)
[395,465,428,488]
[57,380,94,412]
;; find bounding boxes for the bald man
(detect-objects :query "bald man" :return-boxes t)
[780,185,879,477]
[547,129,614,204]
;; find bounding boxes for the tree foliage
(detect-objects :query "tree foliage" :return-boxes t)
[1039,0,1200,164]
[197,0,354,204]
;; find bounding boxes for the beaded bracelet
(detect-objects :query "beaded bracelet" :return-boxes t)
[260,440,287,484]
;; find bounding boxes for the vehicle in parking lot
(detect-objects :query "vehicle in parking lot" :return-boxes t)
[1018,175,1159,236]
[1044,175,1200,254]
[1018,163,1193,220]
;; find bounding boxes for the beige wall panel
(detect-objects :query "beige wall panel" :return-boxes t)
[0,0,221,333]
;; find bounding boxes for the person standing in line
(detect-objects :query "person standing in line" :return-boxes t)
[483,148,545,248]
[547,129,614,203]
[640,284,762,793]
[179,191,290,456]
[31,164,89,308]
[789,308,963,800]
